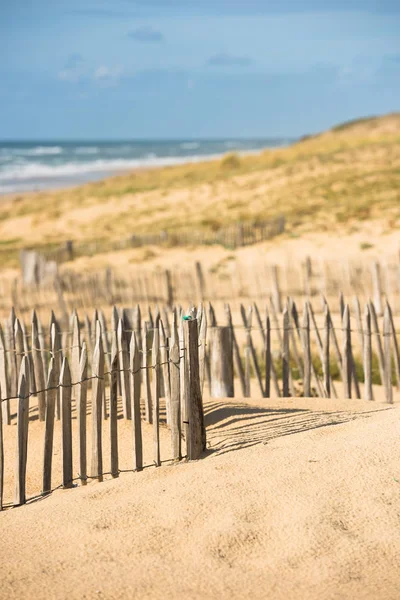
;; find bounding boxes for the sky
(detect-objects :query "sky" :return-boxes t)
[0,0,399,139]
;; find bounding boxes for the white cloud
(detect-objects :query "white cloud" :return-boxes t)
[93,65,123,82]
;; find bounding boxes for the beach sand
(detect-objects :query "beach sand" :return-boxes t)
[1,391,400,599]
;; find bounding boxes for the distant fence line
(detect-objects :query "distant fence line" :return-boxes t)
[7,254,400,320]
[34,216,286,265]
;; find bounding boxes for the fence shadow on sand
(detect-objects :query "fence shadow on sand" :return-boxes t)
[204,401,394,458]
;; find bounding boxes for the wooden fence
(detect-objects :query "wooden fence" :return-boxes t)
[36,216,286,264]
[3,254,400,320]
[0,310,206,509]
[0,291,398,508]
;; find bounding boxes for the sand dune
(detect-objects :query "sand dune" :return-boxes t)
[1,393,400,600]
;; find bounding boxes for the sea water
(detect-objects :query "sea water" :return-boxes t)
[0,138,290,195]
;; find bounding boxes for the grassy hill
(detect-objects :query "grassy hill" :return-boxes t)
[0,112,399,267]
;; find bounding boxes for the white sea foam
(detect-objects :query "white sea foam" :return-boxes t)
[74,147,100,155]
[180,142,200,150]
[7,146,63,156]
[0,154,224,183]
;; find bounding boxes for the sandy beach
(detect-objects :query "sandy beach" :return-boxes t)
[1,391,399,600]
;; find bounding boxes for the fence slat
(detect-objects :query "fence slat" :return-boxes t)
[307,301,331,398]
[322,305,330,398]
[60,357,73,489]
[14,356,30,506]
[385,300,400,390]
[383,305,393,404]
[77,342,88,485]
[32,318,46,421]
[0,325,10,426]
[363,305,373,401]
[117,319,131,420]
[42,359,57,494]
[91,336,104,482]
[51,322,62,420]
[169,313,181,461]
[109,334,119,477]
[247,307,264,397]
[282,307,290,397]
[210,327,234,398]
[130,331,143,471]
[71,312,81,400]
[152,328,161,467]
[264,314,271,398]
[198,308,208,395]
[369,301,385,386]
[302,305,311,397]
[342,305,352,399]
[142,321,152,423]
[159,320,171,424]
[225,304,246,396]
[184,318,206,460]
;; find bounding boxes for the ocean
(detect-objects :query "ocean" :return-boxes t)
[0,138,290,195]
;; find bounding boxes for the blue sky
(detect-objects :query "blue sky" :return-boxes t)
[1,0,399,139]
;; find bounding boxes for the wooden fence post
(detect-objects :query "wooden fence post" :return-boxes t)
[109,335,119,477]
[169,313,181,461]
[301,305,311,397]
[385,300,400,390]
[184,318,206,460]
[6,314,17,399]
[383,305,393,404]
[264,314,271,398]
[71,312,81,401]
[142,321,152,423]
[369,301,385,386]
[42,359,57,494]
[198,308,207,395]
[60,358,73,489]
[51,322,62,420]
[282,306,290,397]
[342,305,352,399]
[225,304,246,396]
[14,356,30,506]
[14,318,24,382]
[271,265,282,313]
[353,296,364,359]
[31,317,46,421]
[159,320,171,424]
[195,261,206,301]
[363,305,373,401]
[372,261,383,316]
[117,318,132,420]
[91,335,104,482]
[77,342,88,485]
[130,331,143,471]
[179,316,187,429]
[152,327,161,467]
[322,305,330,397]
[209,327,234,397]
[0,325,10,426]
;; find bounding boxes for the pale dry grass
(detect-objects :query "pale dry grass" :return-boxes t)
[0,113,399,267]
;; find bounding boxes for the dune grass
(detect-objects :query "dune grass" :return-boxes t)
[0,112,399,267]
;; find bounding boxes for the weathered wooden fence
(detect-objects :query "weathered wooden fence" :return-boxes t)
[32,217,286,264]
[0,308,206,509]
[0,292,398,508]
[3,255,400,320]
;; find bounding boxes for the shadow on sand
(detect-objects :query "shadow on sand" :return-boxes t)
[204,400,393,458]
